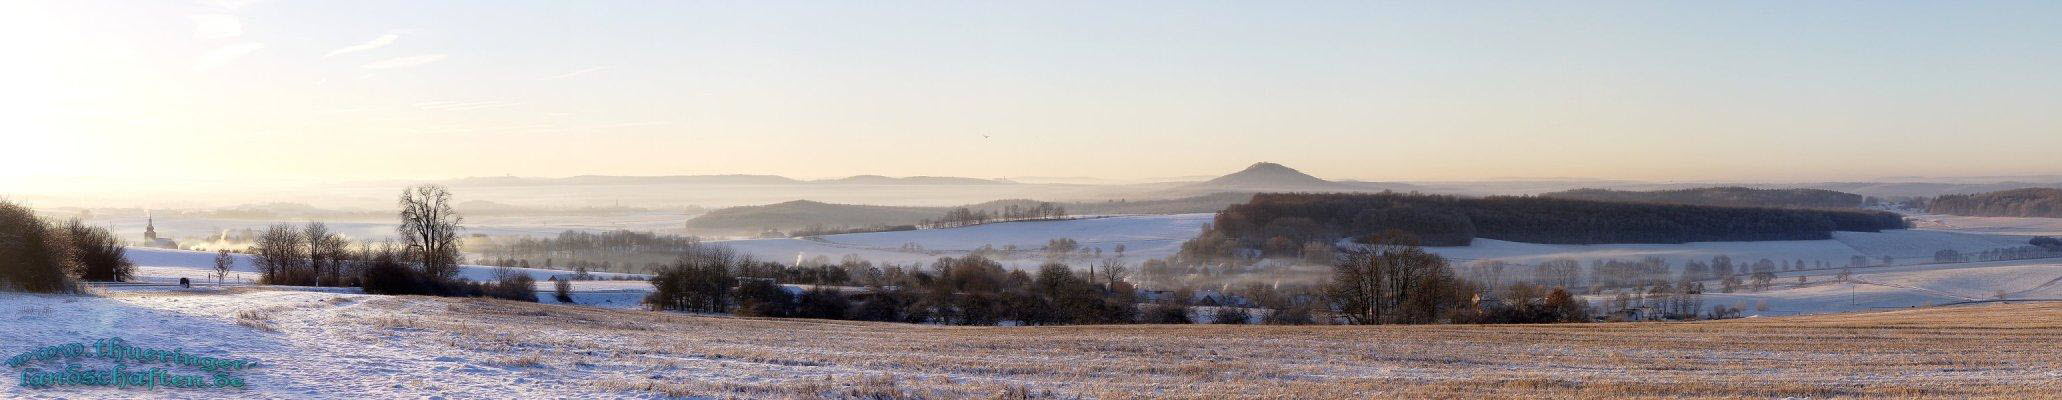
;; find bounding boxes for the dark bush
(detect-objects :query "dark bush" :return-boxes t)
[733,279,794,317]
[1212,307,1251,324]
[359,255,431,295]
[1262,304,1316,325]
[853,292,906,322]
[1141,303,1191,324]
[795,287,852,319]
[0,200,74,293]
[488,273,538,302]
[360,255,536,302]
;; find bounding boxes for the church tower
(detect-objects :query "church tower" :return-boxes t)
[144,213,158,242]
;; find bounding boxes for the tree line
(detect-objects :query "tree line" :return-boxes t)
[923,202,1068,229]
[1463,254,1838,296]
[1926,188,2062,218]
[647,246,1146,325]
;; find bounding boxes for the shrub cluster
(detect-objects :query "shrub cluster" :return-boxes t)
[0,200,133,293]
[358,252,536,302]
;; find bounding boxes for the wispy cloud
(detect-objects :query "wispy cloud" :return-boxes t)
[189,14,242,39]
[194,42,264,71]
[324,34,400,58]
[361,54,446,69]
[543,66,609,80]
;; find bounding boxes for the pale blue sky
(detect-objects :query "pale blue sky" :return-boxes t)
[5,1,2058,185]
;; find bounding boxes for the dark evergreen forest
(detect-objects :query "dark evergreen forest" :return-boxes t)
[1178,192,1909,265]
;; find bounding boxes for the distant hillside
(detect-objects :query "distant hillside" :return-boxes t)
[683,193,1254,236]
[1197,162,1344,189]
[1163,162,1416,196]
[684,200,940,235]
[1928,188,2062,218]
[1540,187,1865,209]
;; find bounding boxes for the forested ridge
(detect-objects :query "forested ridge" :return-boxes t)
[1540,187,1866,209]
[1178,192,1909,265]
[1927,188,2062,218]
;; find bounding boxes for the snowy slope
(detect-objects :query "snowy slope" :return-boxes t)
[1649,261,2062,316]
[1906,213,2062,237]
[0,288,620,399]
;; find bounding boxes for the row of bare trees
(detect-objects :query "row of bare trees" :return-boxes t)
[249,222,353,286]
[923,202,1069,229]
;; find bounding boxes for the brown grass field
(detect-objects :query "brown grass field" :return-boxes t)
[352,297,2062,399]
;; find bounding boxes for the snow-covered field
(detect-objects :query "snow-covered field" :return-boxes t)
[6,287,2061,398]
[0,288,626,399]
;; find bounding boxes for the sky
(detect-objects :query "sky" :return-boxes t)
[4,1,2059,190]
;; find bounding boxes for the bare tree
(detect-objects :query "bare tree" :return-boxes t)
[304,222,342,286]
[1100,259,1130,288]
[399,185,465,281]
[214,249,234,283]
[555,277,574,303]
